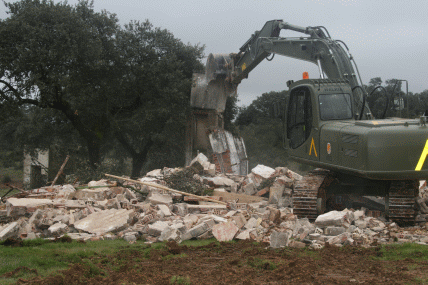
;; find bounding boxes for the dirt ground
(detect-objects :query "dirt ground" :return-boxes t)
[10,240,428,285]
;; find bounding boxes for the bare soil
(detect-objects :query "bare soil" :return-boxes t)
[12,240,428,285]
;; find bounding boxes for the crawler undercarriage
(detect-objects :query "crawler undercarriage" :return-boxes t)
[292,169,418,224]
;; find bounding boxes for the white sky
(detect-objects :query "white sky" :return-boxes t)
[1,0,427,106]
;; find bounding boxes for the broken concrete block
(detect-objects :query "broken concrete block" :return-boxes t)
[269,182,285,205]
[183,215,199,229]
[6,198,53,217]
[288,240,306,248]
[53,215,70,225]
[74,188,110,201]
[24,232,38,240]
[55,184,76,199]
[207,164,216,176]
[157,204,172,217]
[148,221,170,237]
[293,218,315,236]
[181,222,211,241]
[326,232,351,245]
[243,183,256,196]
[159,228,181,242]
[325,226,346,236]
[0,222,20,240]
[146,169,163,178]
[147,192,173,205]
[276,176,294,188]
[212,176,236,188]
[173,203,188,216]
[123,232,138,242]
[315,211,350,228]
[212,221,239,242]
[251,164,275,179]
[231,213,247,229]
[236,229,254,240]
[354,219,367,229]
[48,222,68,235]
[189,153,210,173]
[278,197,292,208]
[74,209,134,235]
[286,170,303,181]
[244,217,258,229]
[270,231,289,248]
[354,210,365,220]
[268,207,281,223]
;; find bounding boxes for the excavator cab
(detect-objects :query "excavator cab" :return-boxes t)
[285,79,353,164]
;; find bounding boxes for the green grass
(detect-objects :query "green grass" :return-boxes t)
[170,275,191,284]
[180,238,218,247]
[0,238,149,285]
[377,243,428,261]
[246,257,278,271]
[163,253,188,261]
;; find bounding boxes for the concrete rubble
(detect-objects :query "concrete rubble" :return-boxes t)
[2,158,428,250]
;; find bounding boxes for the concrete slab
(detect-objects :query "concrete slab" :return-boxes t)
[0,222,20,240]
[212,221,239,242]
[74,209,133,235]
[157,204,172,216]
[6,198,53,217]
[270,231,289,248]
[147,192,173,205]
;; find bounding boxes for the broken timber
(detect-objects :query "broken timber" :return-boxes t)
[105,174,228,205]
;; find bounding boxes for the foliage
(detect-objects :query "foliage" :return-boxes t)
[0,0,204,179]
[163,168,212,196]
[235,91,290,170]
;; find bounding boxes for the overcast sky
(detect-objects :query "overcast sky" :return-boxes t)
[1,0,427,106]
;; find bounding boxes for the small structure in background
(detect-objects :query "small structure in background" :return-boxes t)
[23,149,49,190]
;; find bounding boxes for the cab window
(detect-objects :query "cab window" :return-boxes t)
[319,93,353,120]
[287,87,312,149]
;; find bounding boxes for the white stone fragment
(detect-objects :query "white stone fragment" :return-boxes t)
[74,209,133,235]
[315,211,350,228]
[251,164,275,179]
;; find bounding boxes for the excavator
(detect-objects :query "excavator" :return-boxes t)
[190,20,428,224]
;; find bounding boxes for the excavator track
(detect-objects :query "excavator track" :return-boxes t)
[292,169,334,221]
[388,180,418,225]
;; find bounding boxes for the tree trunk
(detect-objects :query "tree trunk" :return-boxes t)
[131,153,146,179]
[87,140,101,170]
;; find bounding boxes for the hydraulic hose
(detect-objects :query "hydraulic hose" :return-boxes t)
[352,86,366,120]
[369,86,389,119]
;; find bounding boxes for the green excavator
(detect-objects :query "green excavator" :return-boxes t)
[190,20,428,224]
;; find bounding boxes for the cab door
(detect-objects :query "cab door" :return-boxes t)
[287,86,319,162]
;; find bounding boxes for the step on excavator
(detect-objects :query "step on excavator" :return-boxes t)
[190,20,428,224]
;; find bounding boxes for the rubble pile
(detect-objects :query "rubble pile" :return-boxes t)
[1,153,428,249]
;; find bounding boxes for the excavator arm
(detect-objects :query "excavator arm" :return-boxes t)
[191,19,371,118]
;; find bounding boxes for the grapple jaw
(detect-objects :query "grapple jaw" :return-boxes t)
[190,53,236,112]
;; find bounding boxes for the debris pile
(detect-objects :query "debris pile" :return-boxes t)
[1,153,428,249]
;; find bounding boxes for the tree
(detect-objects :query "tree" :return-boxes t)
[0,0,119,168]
[105,20,204,177]
[0,0,204,178]
[235,91,289,169]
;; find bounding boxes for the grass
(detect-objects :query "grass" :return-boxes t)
[247,257,278,271]
[0,238,148,285]
[377,243,428,261]
[170,275,191,284]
